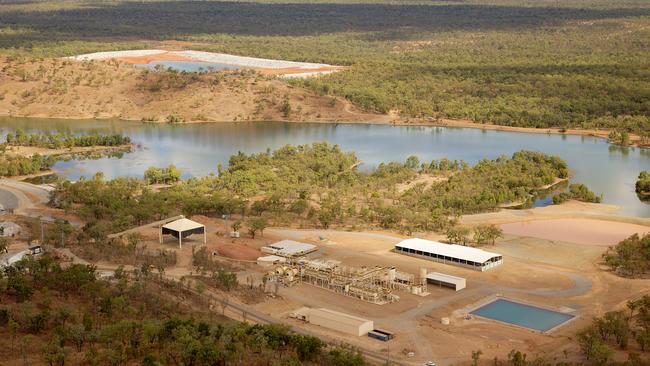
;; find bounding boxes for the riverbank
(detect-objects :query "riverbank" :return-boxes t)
[3,143,133,159]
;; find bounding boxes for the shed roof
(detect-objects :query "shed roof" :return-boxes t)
[257,255,287,263]
[306,308,372,327]
[396,238,501,264]
[0,221,20,230]
[426,272,466,285]
[1,250,29,267]
[266,240,316,255]
[162,218,204,232]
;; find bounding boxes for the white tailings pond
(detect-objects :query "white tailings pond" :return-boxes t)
[68,49,341,78]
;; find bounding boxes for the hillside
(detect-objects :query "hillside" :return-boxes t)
[0,0,648,134]
[0,56,388,123]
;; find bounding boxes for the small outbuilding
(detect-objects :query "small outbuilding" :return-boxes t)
[0,221,21,237]
[256,255,287,267]
[290,307,374,336]
[426,272,466,291]
[160,218,206,248]
[1,250,29,268]
[261,240,317,258]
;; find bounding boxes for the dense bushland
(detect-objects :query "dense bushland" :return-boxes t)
[48,143,588,237]
[637,171,650,198]
[0,153,55,177]
[604,233,650,278]
[0,256,366,365]
[5,129,131,148]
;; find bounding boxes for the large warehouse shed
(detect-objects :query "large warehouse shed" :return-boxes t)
[395,238,502,271]
[291,307,374,336]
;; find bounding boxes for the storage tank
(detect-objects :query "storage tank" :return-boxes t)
[441,317,450,325]
[388,268,397,281]
[419,267,427,280]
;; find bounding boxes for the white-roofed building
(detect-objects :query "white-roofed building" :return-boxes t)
[0,221,21,237]
[160,218,206,248]
[395,238,502,271]
[1,250,29,268]
[256,255,287,266]
[426,272,466,291]
[261,240,317,258]
[290,307,374,336]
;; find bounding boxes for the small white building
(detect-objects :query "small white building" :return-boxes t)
[426,272,466,291]
[395,238,502,271]
[0,222,21,237]
[256,255,287,267]
[0,250,29,268]
[261,240,317,258]
[291,307,374,336]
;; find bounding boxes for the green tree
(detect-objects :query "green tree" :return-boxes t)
[446,226,470,245]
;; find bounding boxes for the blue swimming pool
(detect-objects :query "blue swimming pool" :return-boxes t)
[470,299,574,332]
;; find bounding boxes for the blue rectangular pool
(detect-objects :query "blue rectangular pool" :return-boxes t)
[470,299,574,332]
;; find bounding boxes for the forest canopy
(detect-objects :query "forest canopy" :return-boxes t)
[48,143,586,237]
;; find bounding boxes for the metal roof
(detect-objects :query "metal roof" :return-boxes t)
[297,307,373,327]
[162,218,204,232]
[265,240,316,255]
[1,250,29,267]
[396,238,501,264]
[256,255,287,263]
[426,272,466,285]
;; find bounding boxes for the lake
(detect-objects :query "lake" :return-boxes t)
[1,117,648,216]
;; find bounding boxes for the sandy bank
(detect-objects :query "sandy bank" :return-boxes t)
[501,218,650,246]
[4,144,133,158]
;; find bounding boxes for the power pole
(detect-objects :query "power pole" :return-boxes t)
[39,217,44,244]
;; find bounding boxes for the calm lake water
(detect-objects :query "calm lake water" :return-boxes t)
[1,117,648,217]
[133,60,239,72]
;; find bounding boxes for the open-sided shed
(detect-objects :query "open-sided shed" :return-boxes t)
[395,238,502,271]
[160,218,206,248]
[426,272,466,291]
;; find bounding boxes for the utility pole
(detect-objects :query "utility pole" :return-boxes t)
[387,343,390,365]
[39,217,44,244]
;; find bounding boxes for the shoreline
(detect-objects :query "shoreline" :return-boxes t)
[2,112,648,149]
[3,143,134,159]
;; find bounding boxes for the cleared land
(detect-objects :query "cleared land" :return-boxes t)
[500,218,650,246]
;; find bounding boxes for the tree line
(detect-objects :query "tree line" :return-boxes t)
[604,233,650,278]
[0,153,56,177]
[637,171,650,199]
[47,143,598,243]
[0,255,366,365]
[5,129,131,149]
